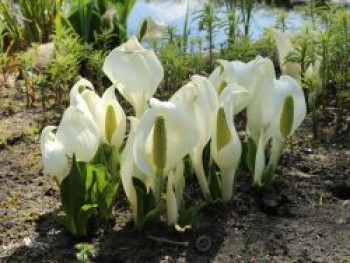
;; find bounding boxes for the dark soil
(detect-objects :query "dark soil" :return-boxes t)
[0,86,349,263]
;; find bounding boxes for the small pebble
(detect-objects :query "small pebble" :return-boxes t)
[303,147,313,154]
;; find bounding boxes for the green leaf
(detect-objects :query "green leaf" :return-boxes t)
[75,242,97,262]
[88,163,119,219]
[243,138,257,173]
[178,202,204,227]
[101,179,119,218]
[94,165,108,193]
[85,164,96,201]
[61,155,86,219]
[92,144,112,165]
[209,165,221,201]
[261,164,275,186]
[132,177,148,229]
[144,205,162,226]
[132,178,160,230]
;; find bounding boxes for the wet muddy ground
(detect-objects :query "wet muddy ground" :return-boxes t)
[0,86,349,262]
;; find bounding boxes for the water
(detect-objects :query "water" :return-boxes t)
[128,0,305,47]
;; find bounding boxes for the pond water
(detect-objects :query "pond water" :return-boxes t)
[128,0,305,47]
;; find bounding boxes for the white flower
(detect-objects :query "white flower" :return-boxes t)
[40,106,101,183]
[170,75,218,200]
[140,16,167,41]
[210,95,242,201]
[132,98,197,203]
[103,37,164,117]
[209,56,274,114]
[272,29,301,82]
[40,126,69,183]
[120,117,150,221]
[251,75,306,185]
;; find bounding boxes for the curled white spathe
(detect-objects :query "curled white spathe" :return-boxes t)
[40,126,70,183]
[40,106,101,183]
[103,36,164,117]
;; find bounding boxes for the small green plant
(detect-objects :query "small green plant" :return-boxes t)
[34,72,48,115]
[223,36,258,62]
[275,10,289,32]
[284,25,319,137]
[19,47,37,107]
[48,27,87,105]
[255,29,276,59]
[60,156,119,235]
[329,10,349,129]
[225,9,240,47]
[298,0,326,31]
[194,2,221,69]
[75,243,97,262]
[159,42,190,92]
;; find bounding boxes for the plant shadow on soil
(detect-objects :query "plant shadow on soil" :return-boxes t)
[3,205,228,262]
[3,161,307,263]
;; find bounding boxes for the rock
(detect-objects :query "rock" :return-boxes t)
[23,237,49,251]
[33,43,55,70]
[303,147,313,154]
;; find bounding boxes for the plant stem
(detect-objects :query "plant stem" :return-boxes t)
[261,138,284,185]
[192,153,212,201]
[221,168,235,202]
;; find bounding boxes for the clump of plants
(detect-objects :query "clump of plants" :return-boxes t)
[41,37,306,235]
[273,4,349,139]
[62,0,135,50]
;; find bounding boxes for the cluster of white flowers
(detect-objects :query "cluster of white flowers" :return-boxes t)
[41,36,306,229]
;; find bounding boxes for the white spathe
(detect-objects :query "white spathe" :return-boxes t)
[140,16,167,41]
[246,57,276,144]
[40,126,70,183]
[133,98,197,180]
[103,36,164,117]
[209,56,274,114]
[69,78,95,112]
[56,107,100,162]
[40,106,101,183]
[272,29,301,82]
[271,75,307,140]
[250,75,306,186]
[210,95,242,201]
[170,75,218,200]
[166,161,185,226]
[120,117,150,220]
